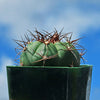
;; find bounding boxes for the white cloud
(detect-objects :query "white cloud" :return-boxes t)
[0,56,14,100]
[45,8,100,40]
[90,87,100,100]
[0,0,100,44]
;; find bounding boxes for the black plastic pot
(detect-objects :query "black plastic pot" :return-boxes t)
[7,65,92,100]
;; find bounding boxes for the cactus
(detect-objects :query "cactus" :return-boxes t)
[14,29,85,67]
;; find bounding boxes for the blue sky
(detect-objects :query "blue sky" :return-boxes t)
[0,0,100,100]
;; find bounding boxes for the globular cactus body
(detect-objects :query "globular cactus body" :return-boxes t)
[15,29,84,67]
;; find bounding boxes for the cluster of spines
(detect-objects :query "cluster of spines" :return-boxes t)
[14,28,86,66]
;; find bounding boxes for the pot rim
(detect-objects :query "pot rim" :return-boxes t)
[6,64,93,69]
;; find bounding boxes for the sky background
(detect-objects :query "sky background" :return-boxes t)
[0,0,100,100]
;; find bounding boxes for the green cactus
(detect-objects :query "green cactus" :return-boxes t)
[14,29,85,67]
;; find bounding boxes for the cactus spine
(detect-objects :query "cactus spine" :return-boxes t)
[14,29,85,67]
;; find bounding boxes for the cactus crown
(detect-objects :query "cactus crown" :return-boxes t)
[14,28,86,67]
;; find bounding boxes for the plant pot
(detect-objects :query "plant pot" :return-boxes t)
[7,65,92,100]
